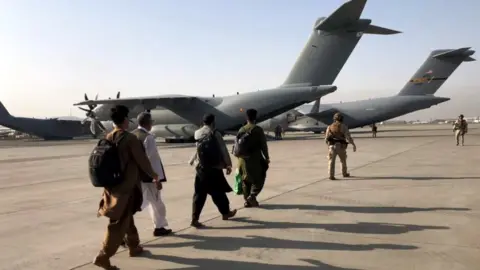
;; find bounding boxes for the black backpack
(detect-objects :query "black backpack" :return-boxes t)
[233,126,257,158]
[196,130,222,168]
[88,133,126,188]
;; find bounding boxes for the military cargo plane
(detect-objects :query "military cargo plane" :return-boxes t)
[290,47,475,130]
[75,0,400,143]
[0,102,92,140]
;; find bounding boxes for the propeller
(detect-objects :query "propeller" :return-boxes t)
[78,93,112,136]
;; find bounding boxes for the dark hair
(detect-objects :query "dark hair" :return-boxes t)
[246,109,257,122]
[137,112,152,127]
[203,113,215,125]
[110,105,129,125]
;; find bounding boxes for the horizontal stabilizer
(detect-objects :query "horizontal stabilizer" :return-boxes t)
[314,0,401,35]
[432,47,476,61]
[364,24,402,35]
[314,0,366,31]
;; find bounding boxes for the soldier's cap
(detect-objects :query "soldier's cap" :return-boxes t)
[137,112,154,126]
[333,112,343,121]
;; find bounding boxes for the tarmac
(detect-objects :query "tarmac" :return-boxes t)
[0,124,479,270]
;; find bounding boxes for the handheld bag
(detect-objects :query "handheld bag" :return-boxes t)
[88,133,126,188]
[233,168,243,195]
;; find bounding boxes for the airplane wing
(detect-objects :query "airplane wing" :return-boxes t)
[307,108,339,123]
[74,95,234,126]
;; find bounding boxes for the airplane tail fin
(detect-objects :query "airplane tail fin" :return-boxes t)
[281,0,400,88]
[397,47,475,96]
[0,101,12,126]
[0,102,11,118]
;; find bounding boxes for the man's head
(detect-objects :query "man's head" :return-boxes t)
[459,114,464,119]
[333,112,343,122]
[246,109,257,123]
[137,112,154,131]
[110,105,130,130]
[203,113,215,127]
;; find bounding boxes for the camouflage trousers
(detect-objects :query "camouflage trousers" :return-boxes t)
[328,143,348,177]
[455,130,465,146]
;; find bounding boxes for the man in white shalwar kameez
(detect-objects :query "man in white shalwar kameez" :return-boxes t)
[132,112,172,237]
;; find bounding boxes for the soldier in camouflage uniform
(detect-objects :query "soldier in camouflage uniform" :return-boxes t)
[453,114,468,146]
[324,113,356,180]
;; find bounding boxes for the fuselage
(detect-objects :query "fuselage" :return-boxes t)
[0,116,91,140]
[95,86,336,139]
[307,95,450,128]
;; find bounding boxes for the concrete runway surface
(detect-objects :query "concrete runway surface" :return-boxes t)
[0,124,479,270]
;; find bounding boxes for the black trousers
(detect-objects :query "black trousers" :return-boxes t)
[192,167,231,221]
[242,178,265,200]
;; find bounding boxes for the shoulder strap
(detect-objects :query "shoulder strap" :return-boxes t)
[244,124,257,133]
[112,130,127,146]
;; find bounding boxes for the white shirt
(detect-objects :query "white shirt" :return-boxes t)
[138,126,166,180]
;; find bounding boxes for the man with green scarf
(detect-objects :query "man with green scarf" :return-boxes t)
[236,109,270,207]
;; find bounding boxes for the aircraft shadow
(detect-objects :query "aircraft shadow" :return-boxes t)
[199,218,449,235]
[149,233,417,252]
[259,204,470,214]
[357,134,453,139]
[269,136,319,142]
[345,176,480,181]
[142,254,364,270]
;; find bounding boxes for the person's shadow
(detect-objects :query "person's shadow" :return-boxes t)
[209,218,450,235]
[259,204,470,214]
[144,254,364,270]
[149,234,418,252]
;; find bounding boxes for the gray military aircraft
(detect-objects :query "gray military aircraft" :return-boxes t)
[0,102,93,140]
[291,47,475,130]
[75,0,400,142]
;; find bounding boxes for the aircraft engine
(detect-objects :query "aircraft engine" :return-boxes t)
[286,112,297,123]
[78,91,121,137]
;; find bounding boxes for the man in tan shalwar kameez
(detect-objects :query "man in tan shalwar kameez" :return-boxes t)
[93,105,159,270]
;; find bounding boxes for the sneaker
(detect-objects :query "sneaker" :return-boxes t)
[128,245,145,257]
[93,252,119,270]
[153,227,173,237]
[222,209,237,220]
[190,220,205,228]
[247,196,260,207]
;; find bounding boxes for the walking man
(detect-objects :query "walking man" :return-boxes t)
[188,113,237,228]
[325,112,356,180]
[453,114,468,146]
[93,105,159,270]
[236,109,270,208]
[371,123,377,138]
[132,112,172,236]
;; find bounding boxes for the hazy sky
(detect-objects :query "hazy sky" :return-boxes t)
[0,0,479,121]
